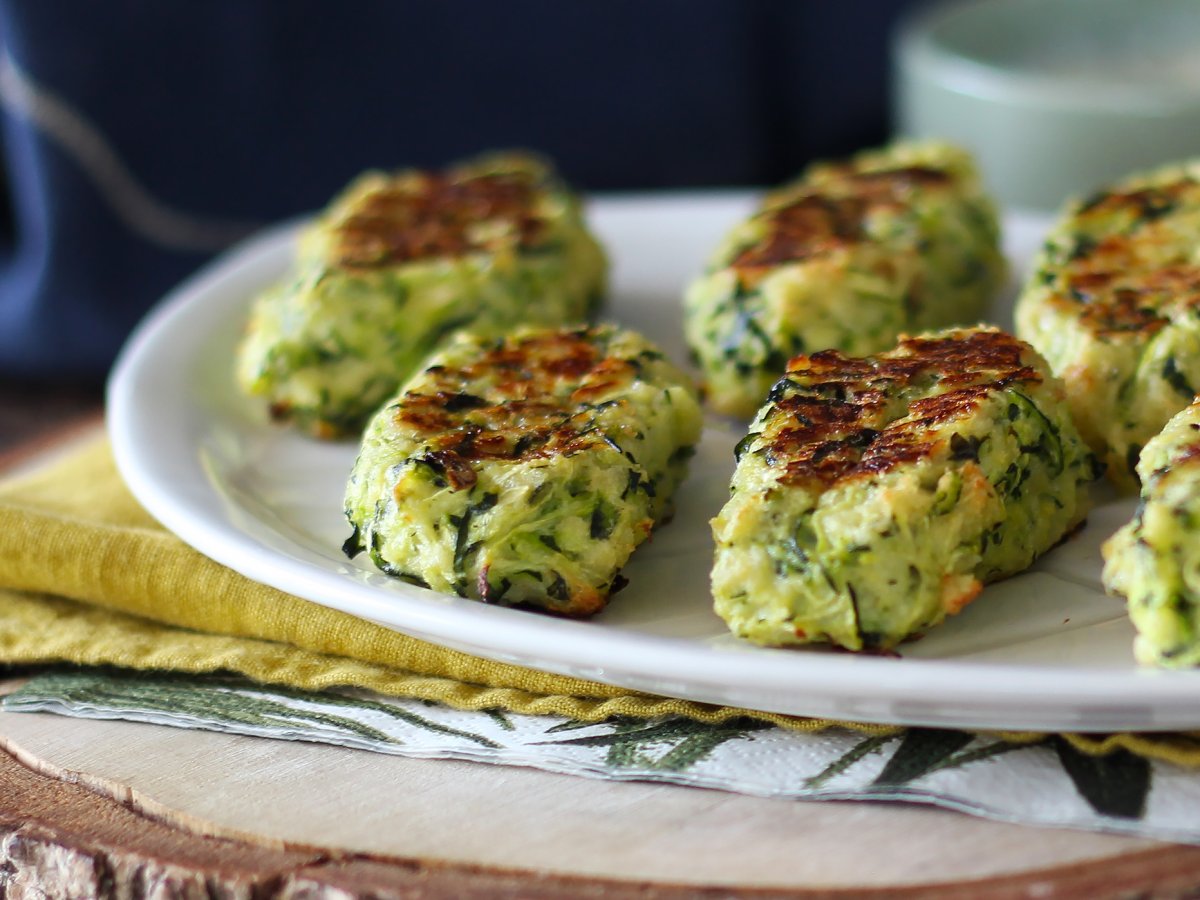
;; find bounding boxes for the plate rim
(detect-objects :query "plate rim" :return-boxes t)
[106,192,1200,733]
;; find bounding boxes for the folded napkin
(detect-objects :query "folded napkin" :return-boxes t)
[0,434,857,729]
[9,667,1200,846]
[2,433,1199,768]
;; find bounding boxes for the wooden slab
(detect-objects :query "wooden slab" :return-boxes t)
[3,707,1200,897]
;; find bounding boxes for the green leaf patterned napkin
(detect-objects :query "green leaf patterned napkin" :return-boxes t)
[7,669,1199,845]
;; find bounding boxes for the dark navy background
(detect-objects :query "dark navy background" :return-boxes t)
[0,1,919,379]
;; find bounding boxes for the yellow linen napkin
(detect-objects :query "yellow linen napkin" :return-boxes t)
[2,433,1199,766]
[0,435,849,727]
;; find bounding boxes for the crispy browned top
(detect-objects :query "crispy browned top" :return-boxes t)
[838,165,953,197]
[393,329,637,489]
[732,166,953,273]
[1174,439,1200,469]
[1156,420,1200,473]
[756,329,1040,488]
[334,171,543,268]
[1049,176,1200,336]
[732,196,866,270]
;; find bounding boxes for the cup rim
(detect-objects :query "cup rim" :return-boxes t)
[896,0,1200,113]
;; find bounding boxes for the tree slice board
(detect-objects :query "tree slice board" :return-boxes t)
[1,707,1199,897]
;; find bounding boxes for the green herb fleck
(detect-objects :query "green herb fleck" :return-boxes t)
[1163,357,1196,399]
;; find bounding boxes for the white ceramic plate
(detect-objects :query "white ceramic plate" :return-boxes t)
[108,193,1200,732]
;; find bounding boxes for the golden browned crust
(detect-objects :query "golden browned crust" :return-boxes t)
[732,166,954,278]
[1049,176,1200,337]
[1173,424,1200,469]
[842,165,954,191]
[334,171,543,268]
[758,329,1041,489]
[391,329,640,488]
[732,196,867,272]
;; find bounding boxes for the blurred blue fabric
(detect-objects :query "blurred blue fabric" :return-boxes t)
[0,0,916,379]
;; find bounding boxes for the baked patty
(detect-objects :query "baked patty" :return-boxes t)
[711,326,1100,651]
[1015,159,1200,491]
[1103,398,1200,667]
[343,324,703,616]
[237,152,607,438]
[684,141,1005,418]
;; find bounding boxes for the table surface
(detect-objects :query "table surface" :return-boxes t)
[4,380,1200,899]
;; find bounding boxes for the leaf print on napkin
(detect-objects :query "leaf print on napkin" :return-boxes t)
[483,709,516,731]
[539,716,772,771]
[16,669,400,744]
[805,733,899,789]
[6,670,501,749]
[1053,736,1151,820]
[871,729,977,787]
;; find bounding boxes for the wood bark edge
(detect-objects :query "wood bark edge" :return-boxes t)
[2,735,1200,898]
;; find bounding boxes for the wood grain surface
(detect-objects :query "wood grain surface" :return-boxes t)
[3,706,1200,900]
[4,390,1200,898]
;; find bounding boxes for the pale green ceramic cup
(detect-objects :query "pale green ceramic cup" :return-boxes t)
[895,0,1200,211]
